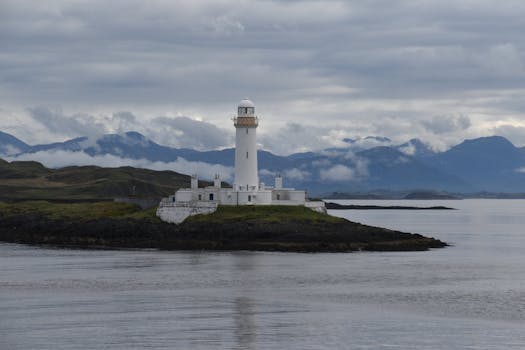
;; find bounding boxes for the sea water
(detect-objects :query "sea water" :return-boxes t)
[0,199,524,349]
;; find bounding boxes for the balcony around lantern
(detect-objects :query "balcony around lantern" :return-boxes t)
[233,116,259,127]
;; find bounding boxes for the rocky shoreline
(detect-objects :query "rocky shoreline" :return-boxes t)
[0,210,447,253]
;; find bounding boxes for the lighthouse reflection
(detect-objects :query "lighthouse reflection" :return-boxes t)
[233,296,256,349]
[232,253,257,350]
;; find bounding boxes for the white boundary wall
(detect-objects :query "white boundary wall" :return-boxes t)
[156,201,218,224]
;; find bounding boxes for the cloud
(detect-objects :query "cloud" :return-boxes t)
[319,150,369,182]
[492,124,525,146]
[150,116,232,150]
[6,150,233,181]
[398,143,416,155]
[18,107,234,151]
[311,159,332,167]
[320,164,355,181]
[258,168,275,177]
[421,115,471,134]
[283,168,310,181]
[0,144,22,156]
[347,153,369,179]
[259,122,350,154]
[112,112,137,133]
[27,107,108,139]
[341,136,393,151]
[3,0,525,151]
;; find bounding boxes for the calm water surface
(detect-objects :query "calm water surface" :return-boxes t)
[1,199,524,349]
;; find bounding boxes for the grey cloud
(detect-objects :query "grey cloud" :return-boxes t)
[319,164,356,182]
[21,107,234,151]
[492,124,525,146]
[112,111,137,133]
[27,107,108,138]
[259,122,349,154]
[150,116,232,150]
[2,0,525,150]
[421,115,471,134]
[283,168,311,181]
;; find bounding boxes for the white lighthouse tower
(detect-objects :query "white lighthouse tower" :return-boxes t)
[233,99,259,191]
[156,98,326,223]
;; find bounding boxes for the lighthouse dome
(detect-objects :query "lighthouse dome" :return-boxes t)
[238,98,255,116]
[238,99,255,108]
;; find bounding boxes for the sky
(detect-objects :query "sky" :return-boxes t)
[2,0,525,155]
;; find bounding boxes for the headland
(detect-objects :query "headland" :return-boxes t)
[0,201,447,252]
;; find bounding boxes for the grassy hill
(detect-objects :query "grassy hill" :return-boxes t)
[0,158,194,201]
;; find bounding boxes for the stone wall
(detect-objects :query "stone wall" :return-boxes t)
[156,201,218,224]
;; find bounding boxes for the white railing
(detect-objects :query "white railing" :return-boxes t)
[158,199,218,209]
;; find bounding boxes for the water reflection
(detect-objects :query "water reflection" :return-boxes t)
[234,297,256,350]
[233,253,257,350]
[188,251,205,266]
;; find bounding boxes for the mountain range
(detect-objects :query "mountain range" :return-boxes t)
[2,130,525,195]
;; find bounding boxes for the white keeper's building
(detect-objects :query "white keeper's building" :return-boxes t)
[157,99,325,224]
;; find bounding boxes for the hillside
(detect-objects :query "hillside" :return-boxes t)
[0,158,192,201]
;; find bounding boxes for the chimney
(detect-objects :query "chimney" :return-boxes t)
[275,173,283,189]
[191,174,198,189]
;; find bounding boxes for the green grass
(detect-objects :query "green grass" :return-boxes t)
[186,205,344,224]
[0,201,340,225]
[0,201,150,220]
[0,160,51,178]
[124,205,161,222]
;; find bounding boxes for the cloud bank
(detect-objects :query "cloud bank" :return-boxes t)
[3,0,525,150]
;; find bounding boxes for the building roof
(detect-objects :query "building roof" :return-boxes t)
[238,99,255,108]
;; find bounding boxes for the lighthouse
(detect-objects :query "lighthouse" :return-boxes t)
[156,98,325,223]
[233,99,259,191]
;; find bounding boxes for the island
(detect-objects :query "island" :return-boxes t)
[325,202,455,210]
[0,201,447,252]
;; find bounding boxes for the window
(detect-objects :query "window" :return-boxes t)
[248,195,251,202]
[277,194,280,200]
[246,128,248,134]
[198,194,202,200]
[246,151,248,159]
[209,193,214,201]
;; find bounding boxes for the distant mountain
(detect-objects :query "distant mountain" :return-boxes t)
[0,131,30,156]
[343,136,392,144]
[423,136,525,192]
[22,131,287,169]
[395,138,435,157]
[365,136,392,143]
[2,130,525,195]
[354,146,467,191]
[0,158,192,200]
